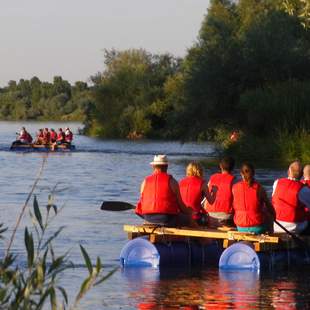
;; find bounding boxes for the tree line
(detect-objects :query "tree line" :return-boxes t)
[1,0,310,149]
[0,76,93,121]
[84,0,310,142]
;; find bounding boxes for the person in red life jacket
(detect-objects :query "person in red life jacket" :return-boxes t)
[49,128,57,143]
[56,128,65,144]
[302,164,310,222]
[18,127,32,144]
[230,130,239,142]
[42,128,50,144]
[232,162,274,234]
[34,129,44,144]
[64,127,73,144]
[204,157,235,228]
[179,162,216,225]
[302,164,310,186]
[273,161,310,233]
[136,154,195,227]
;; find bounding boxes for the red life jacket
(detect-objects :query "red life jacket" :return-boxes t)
[272,178,305,223]
[179,176,204,218]
[19,132,27,140]
[57,132,65,142]
[26,132,32,143]
[137,172,179,215]
[50,131,57,141]
[43,131,50,143]
[232,180,263,227]
[302,180,310,187]
[65,131,73,142]
[205,173,234,214]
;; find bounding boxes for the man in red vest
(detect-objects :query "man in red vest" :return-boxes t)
[136,154,194,227]
[204,157,235,228]
[303,165,310,186]
[272,161,310,233]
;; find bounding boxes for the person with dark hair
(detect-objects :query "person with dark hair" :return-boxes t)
[42,128,50,145]
[34,129,44,144]
[232,162,274,234]
[204,157,235,228]
[50,128,57,143]
[272,161,310,233]
[136,155,195,227]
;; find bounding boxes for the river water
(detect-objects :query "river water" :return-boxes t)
[1,121,310,309]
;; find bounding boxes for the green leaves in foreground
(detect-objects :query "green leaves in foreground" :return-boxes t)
[73,245,118,308]
[0,194,116,309]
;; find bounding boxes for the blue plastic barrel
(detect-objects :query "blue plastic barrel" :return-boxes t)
[219,242,260,270]
[120,237,160,267]
[120,238,223,268]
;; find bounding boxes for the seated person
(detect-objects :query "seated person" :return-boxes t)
[273,161,310,233]
[42,128,50,145]
[65,127,73,144]
[136,155,195,227]
[17,127,32,144]
[232,162,274,234]
[56,128,65,144]
[179,162,216,225]
[204,157,235,228]
[34,129,44,144]
[302,164,310,186]
[50,128,57,143]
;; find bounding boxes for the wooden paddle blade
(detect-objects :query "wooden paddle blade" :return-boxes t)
[100,201,135,211]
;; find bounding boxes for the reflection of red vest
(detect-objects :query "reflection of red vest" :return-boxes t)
[137,172,179,215]
[233,180,263,227]
[205,173,234,214]
[272,178,305,223]
[179,176,204,215]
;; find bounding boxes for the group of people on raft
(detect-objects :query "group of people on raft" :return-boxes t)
[136,155,310,234]
[17,127,73,146]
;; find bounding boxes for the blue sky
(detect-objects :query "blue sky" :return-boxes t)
[0,0,209,86]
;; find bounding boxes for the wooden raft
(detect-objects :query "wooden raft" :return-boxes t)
[124,225,310,252]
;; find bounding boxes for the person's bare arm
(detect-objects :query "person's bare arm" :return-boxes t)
[140,179,145,195]
[202,181,217,205]
[169,177,192,214]
[260,186,275,218]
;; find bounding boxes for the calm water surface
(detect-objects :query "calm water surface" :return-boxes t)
[1,121,310,309]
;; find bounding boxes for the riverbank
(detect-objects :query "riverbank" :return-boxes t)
[217,130,310,167]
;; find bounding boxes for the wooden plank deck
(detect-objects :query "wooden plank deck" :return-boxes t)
[123,225,279,244]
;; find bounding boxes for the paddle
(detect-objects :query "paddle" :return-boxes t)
[273,219,308,249]
[100,201,135,211]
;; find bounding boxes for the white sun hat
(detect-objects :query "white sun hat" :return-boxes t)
[150,154,169,165]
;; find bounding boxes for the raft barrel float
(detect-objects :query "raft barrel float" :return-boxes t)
[120,225,310,271]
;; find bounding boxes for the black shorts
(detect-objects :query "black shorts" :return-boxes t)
[143,213,191,227]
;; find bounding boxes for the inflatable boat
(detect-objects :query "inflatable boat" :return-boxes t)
[10,142,75,152]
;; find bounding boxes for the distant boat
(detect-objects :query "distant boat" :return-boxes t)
[10,142,75,152]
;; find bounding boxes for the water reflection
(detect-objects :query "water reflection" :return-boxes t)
[120,267,310,310]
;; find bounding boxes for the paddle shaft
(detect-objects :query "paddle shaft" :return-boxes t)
[274,219,307,248]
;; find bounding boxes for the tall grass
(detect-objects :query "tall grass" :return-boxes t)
[222,130,310,166]
[238,80,310,136]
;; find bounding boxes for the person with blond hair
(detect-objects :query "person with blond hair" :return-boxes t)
[272,160,310,233]
[136,155,195,227]
[179,162,216,224]
[232,162,274,234]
